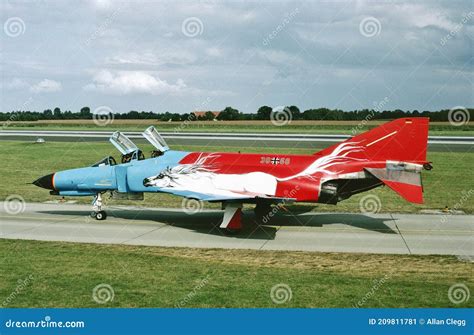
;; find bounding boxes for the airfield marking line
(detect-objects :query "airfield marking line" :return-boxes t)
[1,131,473,145]
[392,214,412,255]
[258,226,280,251]
[119,225,169,245]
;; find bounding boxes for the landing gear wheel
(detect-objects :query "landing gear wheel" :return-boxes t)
[91,193,106,220]
[95,210,107,221]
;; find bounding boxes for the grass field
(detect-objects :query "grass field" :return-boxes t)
[0,140,473,213]
[4,119,473,136]
[1,239,472,308]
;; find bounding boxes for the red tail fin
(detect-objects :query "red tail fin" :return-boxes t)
[315,118,429,204]
[316,118,429,164]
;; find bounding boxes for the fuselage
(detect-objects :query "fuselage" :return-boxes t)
[37,146,387,203]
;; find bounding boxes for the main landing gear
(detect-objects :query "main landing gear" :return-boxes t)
[219,203,242,234]
[90,193,107,220]
[218,203,276,234]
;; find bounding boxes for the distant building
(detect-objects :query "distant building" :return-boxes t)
[192,111,221,119]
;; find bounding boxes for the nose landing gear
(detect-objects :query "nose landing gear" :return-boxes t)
[90,193,107,220]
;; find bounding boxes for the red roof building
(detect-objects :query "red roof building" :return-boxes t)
[192,111,221,118]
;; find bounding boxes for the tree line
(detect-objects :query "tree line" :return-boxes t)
[1,106,472,122]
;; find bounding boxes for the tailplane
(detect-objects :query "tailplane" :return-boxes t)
[316,118,430,204]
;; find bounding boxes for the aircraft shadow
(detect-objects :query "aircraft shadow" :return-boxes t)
[39,208,397,240]
[267,212,397,234]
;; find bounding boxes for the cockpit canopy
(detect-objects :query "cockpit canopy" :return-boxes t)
[142,126,169,153]
[92,156,117,167]
[106,127,170,163]
[109,131,139,155]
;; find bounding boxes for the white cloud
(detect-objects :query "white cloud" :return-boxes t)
[5,78,28,90]
[206,47,223,57]
[398,4,457,31]
[105,51,196,67]
[30,79,62,93]
[89,0,113,10]
[84,70,186,95]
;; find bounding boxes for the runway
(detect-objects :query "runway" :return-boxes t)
[1,202,472,256]
[1,130,472,151]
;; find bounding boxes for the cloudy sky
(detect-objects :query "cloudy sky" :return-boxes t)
[0,0,472,114]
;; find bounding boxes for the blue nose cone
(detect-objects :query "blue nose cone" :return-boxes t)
[33,173,55,190]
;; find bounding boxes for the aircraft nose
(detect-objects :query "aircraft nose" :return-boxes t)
[33,173,55,190]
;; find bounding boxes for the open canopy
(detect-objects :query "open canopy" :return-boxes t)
[109,131,139,155]
[142,126,170,152]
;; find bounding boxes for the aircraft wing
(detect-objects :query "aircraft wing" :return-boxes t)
[155,188,296,204]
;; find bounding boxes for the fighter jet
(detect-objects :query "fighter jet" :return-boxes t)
[33,118,432,233]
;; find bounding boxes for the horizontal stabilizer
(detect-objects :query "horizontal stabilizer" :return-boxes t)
[365,166,424,204]
[382,180,423,204]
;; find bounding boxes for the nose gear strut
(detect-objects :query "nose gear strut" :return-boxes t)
[90,193,107,220]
